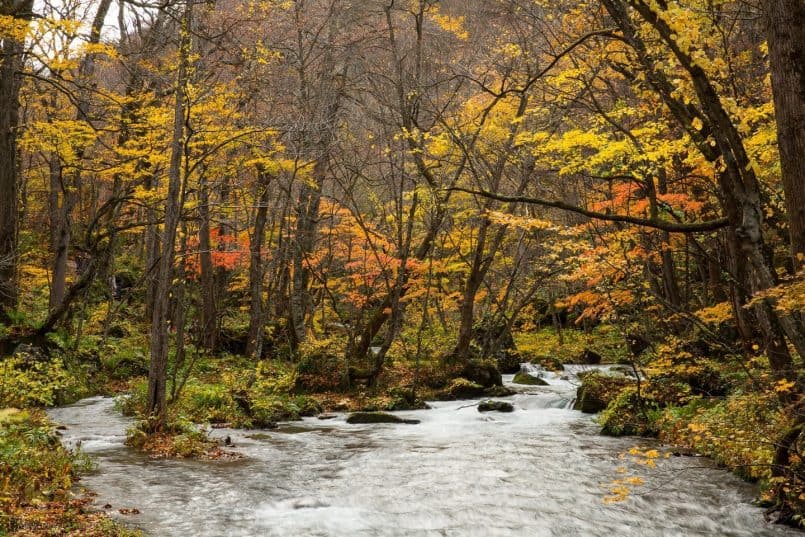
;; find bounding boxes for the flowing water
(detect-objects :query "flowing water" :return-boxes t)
[48,367,800,537]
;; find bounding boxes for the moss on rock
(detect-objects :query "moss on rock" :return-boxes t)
[345,412,420,424]
[477,400,514,413]
[573,371,633,414]
[512,372,549,386]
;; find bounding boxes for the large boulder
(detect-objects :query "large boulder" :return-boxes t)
[346,412,419,425]
[477,400,514,413]
[459,362,502,388]
[512,371,549,386]
[573,386,608,413]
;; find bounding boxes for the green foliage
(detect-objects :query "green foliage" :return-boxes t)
[574,371,634,412]
[118,358,322,430]
[99,335,150,379]
[598,387,662,437]
[294,339,345,392]
[0,353,73,407]
[125,417,213,459]
[658,391,785,483]
[0,410,86,515]
[515,325,627,364]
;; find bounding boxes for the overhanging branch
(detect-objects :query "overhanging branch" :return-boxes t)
[446,187,729,233]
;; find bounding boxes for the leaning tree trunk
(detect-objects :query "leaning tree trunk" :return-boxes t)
[46,0,112,311]
[605,0,805,368]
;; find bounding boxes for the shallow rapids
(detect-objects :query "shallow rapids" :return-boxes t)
[48,369,800,537]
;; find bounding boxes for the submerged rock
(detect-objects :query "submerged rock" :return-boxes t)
[477,400,514,413]
[512,372,549,386]
[345,412,420,425]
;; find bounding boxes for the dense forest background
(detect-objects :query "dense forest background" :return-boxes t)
[1,0,804,532]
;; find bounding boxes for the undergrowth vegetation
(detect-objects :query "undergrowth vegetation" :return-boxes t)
[0,409,140,536]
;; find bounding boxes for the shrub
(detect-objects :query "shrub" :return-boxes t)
[0,353,72,407]
[0,409,86,510]
[598,387,662,436]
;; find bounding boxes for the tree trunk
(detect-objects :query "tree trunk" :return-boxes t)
[765,0,805,270]
[246,171,271,359]
[48,156,72,310]
[0,0,34,318]
[604,0,805,369]
[197,171,217,350]
[290,174,322,348]
[146,1,191,431]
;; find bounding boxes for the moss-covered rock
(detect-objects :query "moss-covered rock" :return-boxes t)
[477,400,514,413]
[384,387,430,410]
[484,385,517,397]
[572,371,633,413]
[530,354,564,372]
[459,362,502,388]
[441,377,486,399]
[512,372,549,386]
[345,412,420,424]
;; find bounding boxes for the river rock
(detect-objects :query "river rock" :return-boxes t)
[345,412,420,425]
[477,400,514,413]
[530,354,564,372]
[443,377,486,399]
[460,362,502,388]
[573,387,608,413]
[484,385,516,397]
[512,372,549,386]
[572,371,633,413]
